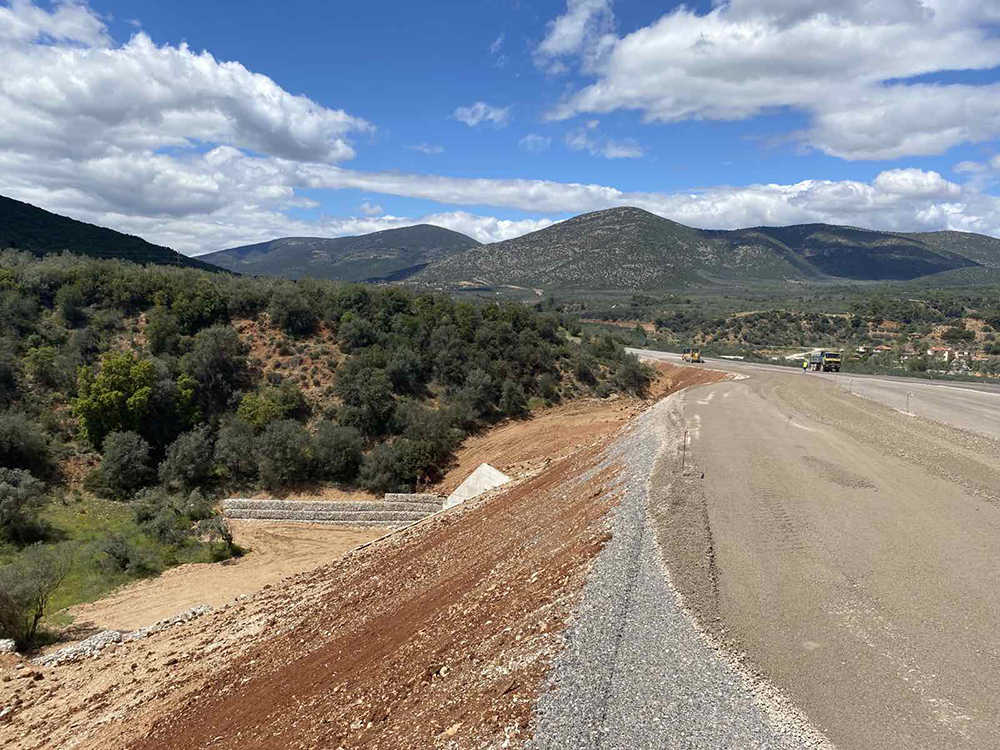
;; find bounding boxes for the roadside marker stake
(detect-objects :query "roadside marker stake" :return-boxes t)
[682,429,688,470]
[907,391,913,414]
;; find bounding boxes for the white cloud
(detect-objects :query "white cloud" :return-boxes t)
[564,127,643,159]
[410,143,444,154]
[535,0,615,73]
[4,2,1000,258]
[544,0,1000,160]
[0,0,111,46]
[358,201,383,216]
[519,134,552,153]
[453,101,512,128]
[490,33,504,54]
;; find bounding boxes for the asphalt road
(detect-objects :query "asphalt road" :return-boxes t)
[650,365,1000,749]
[629,347,1000,440]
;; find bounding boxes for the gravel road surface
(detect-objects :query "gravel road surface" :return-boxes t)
[672,371,1000,749]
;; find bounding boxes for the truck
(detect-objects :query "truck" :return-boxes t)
[682,347,703,363]
[803,350,842,372]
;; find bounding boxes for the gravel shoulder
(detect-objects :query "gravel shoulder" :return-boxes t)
[530,386,833,750]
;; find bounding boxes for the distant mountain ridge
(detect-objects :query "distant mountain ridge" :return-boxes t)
[201,224,480,282]
[0,194,225,272]
[416,207,1000,289]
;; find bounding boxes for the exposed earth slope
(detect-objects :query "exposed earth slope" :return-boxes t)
[200,224,480,281]
[0,195,225,272]
[417,207,998,289]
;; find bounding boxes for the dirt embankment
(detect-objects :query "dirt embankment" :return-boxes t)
[0,364,729,750]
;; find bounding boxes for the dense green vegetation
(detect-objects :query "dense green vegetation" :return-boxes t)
[0,249,648,648]
[0,194,223,272]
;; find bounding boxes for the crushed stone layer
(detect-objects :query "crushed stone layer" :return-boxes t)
[530,389,833,750]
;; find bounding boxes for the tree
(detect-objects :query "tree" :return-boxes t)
[499,378,528,419]
[159,426,215,491]
[182,325,249,415]
[145,304,182,355]
[312,422,363,483]
[335,360,395,438]
[72,351,157,448]
[0,543,71,649]
[100,431,153,499]
[0,412,51,476]
[0,468,46,544]
[269,286,317,336]
[214,418,258,481]
[256,420,313,489]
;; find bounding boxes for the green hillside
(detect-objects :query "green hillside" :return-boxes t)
[417,207,999,290]
[200,224,480,281]
[0,194,224,272]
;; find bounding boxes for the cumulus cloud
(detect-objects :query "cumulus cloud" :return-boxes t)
[410,143,444,154]
[535,0,615,74]
[0,0,111,46]
[564,126,642,159]
[453,101,512,128]
[543,0,1000,160]
[4,2,1000,257]
[519,134,552,153]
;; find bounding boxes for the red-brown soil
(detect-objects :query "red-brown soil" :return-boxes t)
[0,364,729,750]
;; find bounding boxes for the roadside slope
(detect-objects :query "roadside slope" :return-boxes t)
[0,365,725,750]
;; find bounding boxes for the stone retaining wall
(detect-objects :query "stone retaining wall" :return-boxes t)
[223,495,445,529]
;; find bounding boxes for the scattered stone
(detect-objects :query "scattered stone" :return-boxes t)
[0,639,16,654]
[32,605,213,667]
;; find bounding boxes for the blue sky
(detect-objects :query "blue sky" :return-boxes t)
[2,0,1000,253]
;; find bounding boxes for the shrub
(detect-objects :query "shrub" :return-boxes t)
[237,383,310,431]
[612,356,652,396]
[312,422,363,483]
[198,515,244,561]
[214,418,258,481]
[182,326,249,415]
[0,412,51,476]
[158,426,215,491]
[100,431,152,499]
[385,347,422,394]
[0,468,47,544]
[0,543,72,649]
[499,378,529,419]
[269,287,317,336]
[145,304,182,355]
[256,419,313,489]
[95,534,157,576]
[335,360,395,438]
[358,442,413,494]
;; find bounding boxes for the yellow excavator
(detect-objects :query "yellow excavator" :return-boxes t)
[682,347,703,363]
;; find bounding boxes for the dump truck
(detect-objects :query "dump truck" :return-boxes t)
[803,350,842,372]
[682,347,703,363]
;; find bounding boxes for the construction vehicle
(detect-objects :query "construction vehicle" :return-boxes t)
[682,347,703,363]
[803,350,842,372]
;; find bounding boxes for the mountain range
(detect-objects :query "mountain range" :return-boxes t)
[199,225,480,282]
[0,194,224,272]
[415,207,1000,289]
[6,195,1000,289]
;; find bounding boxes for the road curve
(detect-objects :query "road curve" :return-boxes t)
[629,347,1000,440]
[659,368,1000,749]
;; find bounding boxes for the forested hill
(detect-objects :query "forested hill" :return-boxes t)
[200,224,480,281]
[417,207,1000,289]
[0,194,224,272]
